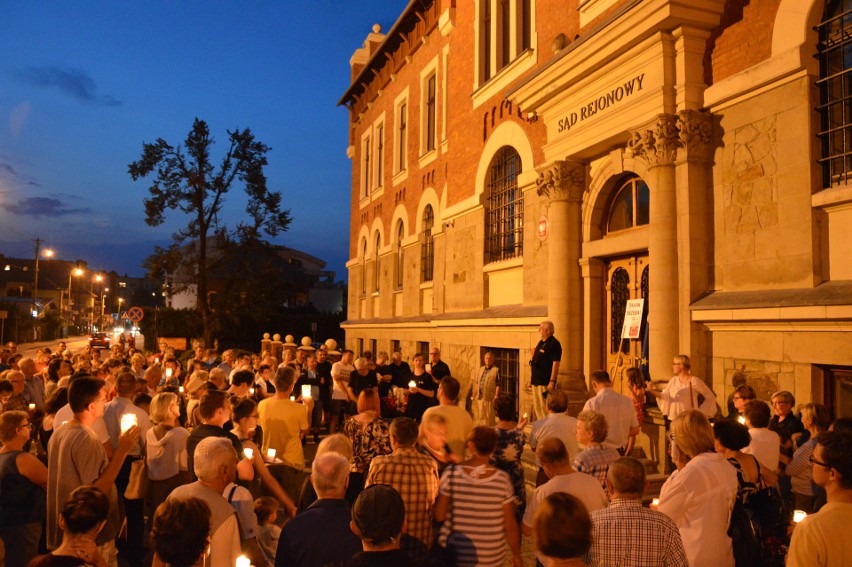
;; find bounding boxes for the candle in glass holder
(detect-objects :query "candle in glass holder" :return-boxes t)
[28,403,36,411]
[793,510,808,523]
[301,385,312,399]
[243,448,254,460]
[166,368,173,378]
[178,386,185,394]
[289,395,295,401]
[249,387,255,395]
[737,415,746,425]
[236,555,251,567]
[267,448,277,460]
[120,413,138,434]
[408,380,416,388]
[651,498,660,509]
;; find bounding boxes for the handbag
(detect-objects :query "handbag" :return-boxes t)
[747,459,788,533]
[124,458,149,500]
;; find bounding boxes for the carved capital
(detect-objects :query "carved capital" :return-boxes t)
[677,110,714,162]
[627,114,680,167]
[535,160,587,202]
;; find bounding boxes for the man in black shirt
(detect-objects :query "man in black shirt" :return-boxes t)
[388,352,411,388]
[316,348,334,429]
[186,390,255,482]
[349,358,379,401]
[530,320,562,421]
[427,347,450,385]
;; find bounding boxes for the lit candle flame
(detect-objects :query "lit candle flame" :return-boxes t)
[243,448,253,460]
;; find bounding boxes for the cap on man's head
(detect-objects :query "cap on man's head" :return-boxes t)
[352,484,405,543]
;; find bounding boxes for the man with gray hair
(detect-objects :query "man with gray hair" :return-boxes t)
[18,357,45,412]
[348,357,378,402]
[529,320,562,421]
[588,457,688,566]
[276,453,361,567]
[168,437,242,567]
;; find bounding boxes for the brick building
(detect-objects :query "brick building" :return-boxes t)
[339,0,852,465]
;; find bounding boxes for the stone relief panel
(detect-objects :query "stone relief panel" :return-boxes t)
[722,358,790,403]
[720,117,779,235]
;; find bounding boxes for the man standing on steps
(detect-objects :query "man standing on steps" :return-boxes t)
[529,320,561,422]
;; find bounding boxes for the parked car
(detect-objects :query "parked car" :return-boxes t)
[88,332,111,349]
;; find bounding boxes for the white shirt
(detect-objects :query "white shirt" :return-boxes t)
[743,427,780,471]
[529,413,579,464]
[523,472,608,565]
[658,452,738,567]
[659,375,717,419]
[54,404,110,444]
[331,361,354,400]
[583,387,639,449]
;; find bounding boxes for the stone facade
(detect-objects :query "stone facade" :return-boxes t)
[341,0,852,452]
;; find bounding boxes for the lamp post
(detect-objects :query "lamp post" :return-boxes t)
[101,287,109,330]
[62,267,84,332]
[90,274,103,333]
[32,240,53,340]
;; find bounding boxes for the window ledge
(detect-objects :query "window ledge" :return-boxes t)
[812,184,852,211]
[419,281,434,290]
[483,255,524,273]
[418,149,438,169]
[371,186,385,201]
[392,168,408,187]
[472,49,536,110]
[358,195,370,209]
[371,291,380,297]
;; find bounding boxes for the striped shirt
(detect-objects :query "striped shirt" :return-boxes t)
[438,464,515,567]
[574,445,621,489]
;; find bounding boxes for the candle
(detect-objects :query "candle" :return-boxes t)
[267,448,277,459]
[178,386,185,394]
[408,380,416,388]
[243,448,254,460]
[120,413,137,434]
[737,415,746,425]
[301,385,312,399]
[236,555,251,567]
[289,395,295,401]
[793,509,807,523]
[651,498,660,509]
[523,412,528,420]
[249,387,255,395]
[28,403,36,411]
[166,368,173,378]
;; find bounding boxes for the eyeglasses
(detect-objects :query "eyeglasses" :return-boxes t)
[732,396,742,400]
[17,423,31,430]
[771,401,789,406]
[809,455,832,468]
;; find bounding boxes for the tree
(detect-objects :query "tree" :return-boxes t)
[129,118,291,347]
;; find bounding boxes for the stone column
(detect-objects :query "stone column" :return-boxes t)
[580,257,605,386]
[676,110,714,379]
[628,115,680,383]
[536,160,588,412]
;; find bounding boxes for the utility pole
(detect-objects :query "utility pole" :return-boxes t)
[32,238,42,315]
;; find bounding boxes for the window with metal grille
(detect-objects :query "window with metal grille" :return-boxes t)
[363,136,371,198]
[421,205,434,282]
[374,232,381,292]
[610,267,630,354]
[375,124,384,190]
[817,0,852,187]
[396,221,405,289]
[486,146,523,263]
[398,102,407,172]
[425,74,437,152]
[485,347,520,419]
[418,341,430,357]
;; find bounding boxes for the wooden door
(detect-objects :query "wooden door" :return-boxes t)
[604,254,649,394]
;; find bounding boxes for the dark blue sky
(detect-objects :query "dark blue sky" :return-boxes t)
[0,1,405,279]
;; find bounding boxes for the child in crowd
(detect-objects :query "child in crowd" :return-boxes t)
[254,496,282,565]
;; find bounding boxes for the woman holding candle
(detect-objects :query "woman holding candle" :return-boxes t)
[647,354,717,420]
[786,403,831,513]
[230,397,264,448]
[145,392,191,531]
[404,353,437,422]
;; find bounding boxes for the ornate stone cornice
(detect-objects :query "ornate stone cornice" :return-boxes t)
[677,109,714,162]
[535,160,587,202]
[627,114,680,167]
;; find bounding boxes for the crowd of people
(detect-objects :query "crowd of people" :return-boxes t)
[0,325,849,567]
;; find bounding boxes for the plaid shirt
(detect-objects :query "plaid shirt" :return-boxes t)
[574,444,620,489]
[365,446,439,550]
[589,498,688,567]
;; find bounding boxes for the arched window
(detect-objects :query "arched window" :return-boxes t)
[396,221,405,289]
[361,239,368,295]
[486,146,523,262]
[374,232,381,292]
[817,0,852,187]
[606,177,649,234]
[421,205,434,283]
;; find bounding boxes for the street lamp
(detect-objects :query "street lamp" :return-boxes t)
[62,267,84,331]
[90,274,103,332]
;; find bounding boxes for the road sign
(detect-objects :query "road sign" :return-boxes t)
[126,306,144,322]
